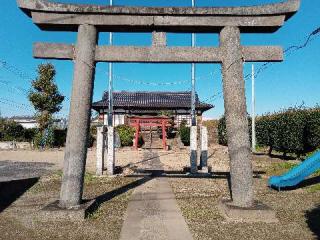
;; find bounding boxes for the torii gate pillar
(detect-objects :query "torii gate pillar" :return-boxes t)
[60,24,97,208]
[220,26,253,207]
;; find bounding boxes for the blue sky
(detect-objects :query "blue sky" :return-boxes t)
[0,0,319,119]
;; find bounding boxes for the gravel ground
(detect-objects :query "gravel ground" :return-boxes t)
[1,145,319,240]
[167,148,320,240]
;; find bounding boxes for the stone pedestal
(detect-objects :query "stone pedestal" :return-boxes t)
[39,200,96,221]
[96,126,105,176]
[218,199,278,223]
[107,126,115,176]
[190,126,197,174]
[200,126,208,172]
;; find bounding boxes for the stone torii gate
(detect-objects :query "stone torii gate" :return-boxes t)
[17,0,300,213]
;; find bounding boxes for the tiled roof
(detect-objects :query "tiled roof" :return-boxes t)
[92,91,213,111]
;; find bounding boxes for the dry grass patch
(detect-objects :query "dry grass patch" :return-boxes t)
[0,174,140,240]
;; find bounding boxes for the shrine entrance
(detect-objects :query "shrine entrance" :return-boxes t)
[17,0,300,211]
[128,116,170,151]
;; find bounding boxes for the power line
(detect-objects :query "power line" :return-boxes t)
[0,100,34,112]
[0,97,33,109]
[205,26,320,104]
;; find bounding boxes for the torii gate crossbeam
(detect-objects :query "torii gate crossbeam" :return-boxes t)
[17,0,300,212]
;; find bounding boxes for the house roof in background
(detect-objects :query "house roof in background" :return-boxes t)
[92,91,214,112]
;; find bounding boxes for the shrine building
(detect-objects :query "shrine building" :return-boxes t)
[92,91,213,127]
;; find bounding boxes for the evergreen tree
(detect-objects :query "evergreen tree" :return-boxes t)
[28,63,64,147]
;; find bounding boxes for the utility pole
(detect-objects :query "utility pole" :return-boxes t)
[106,0,115,176]
[189,0,198,174]
[251,64,256,152]
[108,0,113,127]
[191,0,196,126]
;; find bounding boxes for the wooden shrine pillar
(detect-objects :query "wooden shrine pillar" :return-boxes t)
[134,120,140,150]
[162,120,166,151]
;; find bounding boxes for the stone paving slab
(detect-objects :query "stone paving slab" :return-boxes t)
[120,150,193,240]
[120,177,193,240]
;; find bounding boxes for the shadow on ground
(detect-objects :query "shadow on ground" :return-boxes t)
[88,176,153,216]
[296,175,320,189]
[127,169,265,179]
[120,152,174,170]
[0,177,39,213]
[269,175,320,191]
[306,205,320,240]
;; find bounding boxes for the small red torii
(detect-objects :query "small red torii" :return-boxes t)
[128,116,171,151]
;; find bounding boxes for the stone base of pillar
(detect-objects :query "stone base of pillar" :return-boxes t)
[190,126,198,174]
[107,126,115,176]
[218,199,278,223]
[198,166,209,174]
[38,199,96,221]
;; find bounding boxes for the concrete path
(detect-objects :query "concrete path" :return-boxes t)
[120,151,193,240]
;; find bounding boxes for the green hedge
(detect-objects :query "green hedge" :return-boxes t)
[257,108,320,156]
[218,107,320,156]
[0,119,97,148]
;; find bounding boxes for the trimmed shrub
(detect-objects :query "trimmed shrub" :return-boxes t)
[218,116,227,146]
[116,124,135,147]
[180,127,190,146]
[53,129,67,147]
[33,127,54,149]
[33,131,44,148]
[24,128,37,142]
[179,120,190,146]
[2,120,25,141]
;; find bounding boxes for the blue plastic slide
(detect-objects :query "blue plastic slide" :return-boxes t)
[268,150,320,189]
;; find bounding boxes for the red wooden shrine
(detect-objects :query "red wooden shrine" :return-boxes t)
[128,116,171,150]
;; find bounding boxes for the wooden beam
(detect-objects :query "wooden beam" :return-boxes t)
[33,42,283,63]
